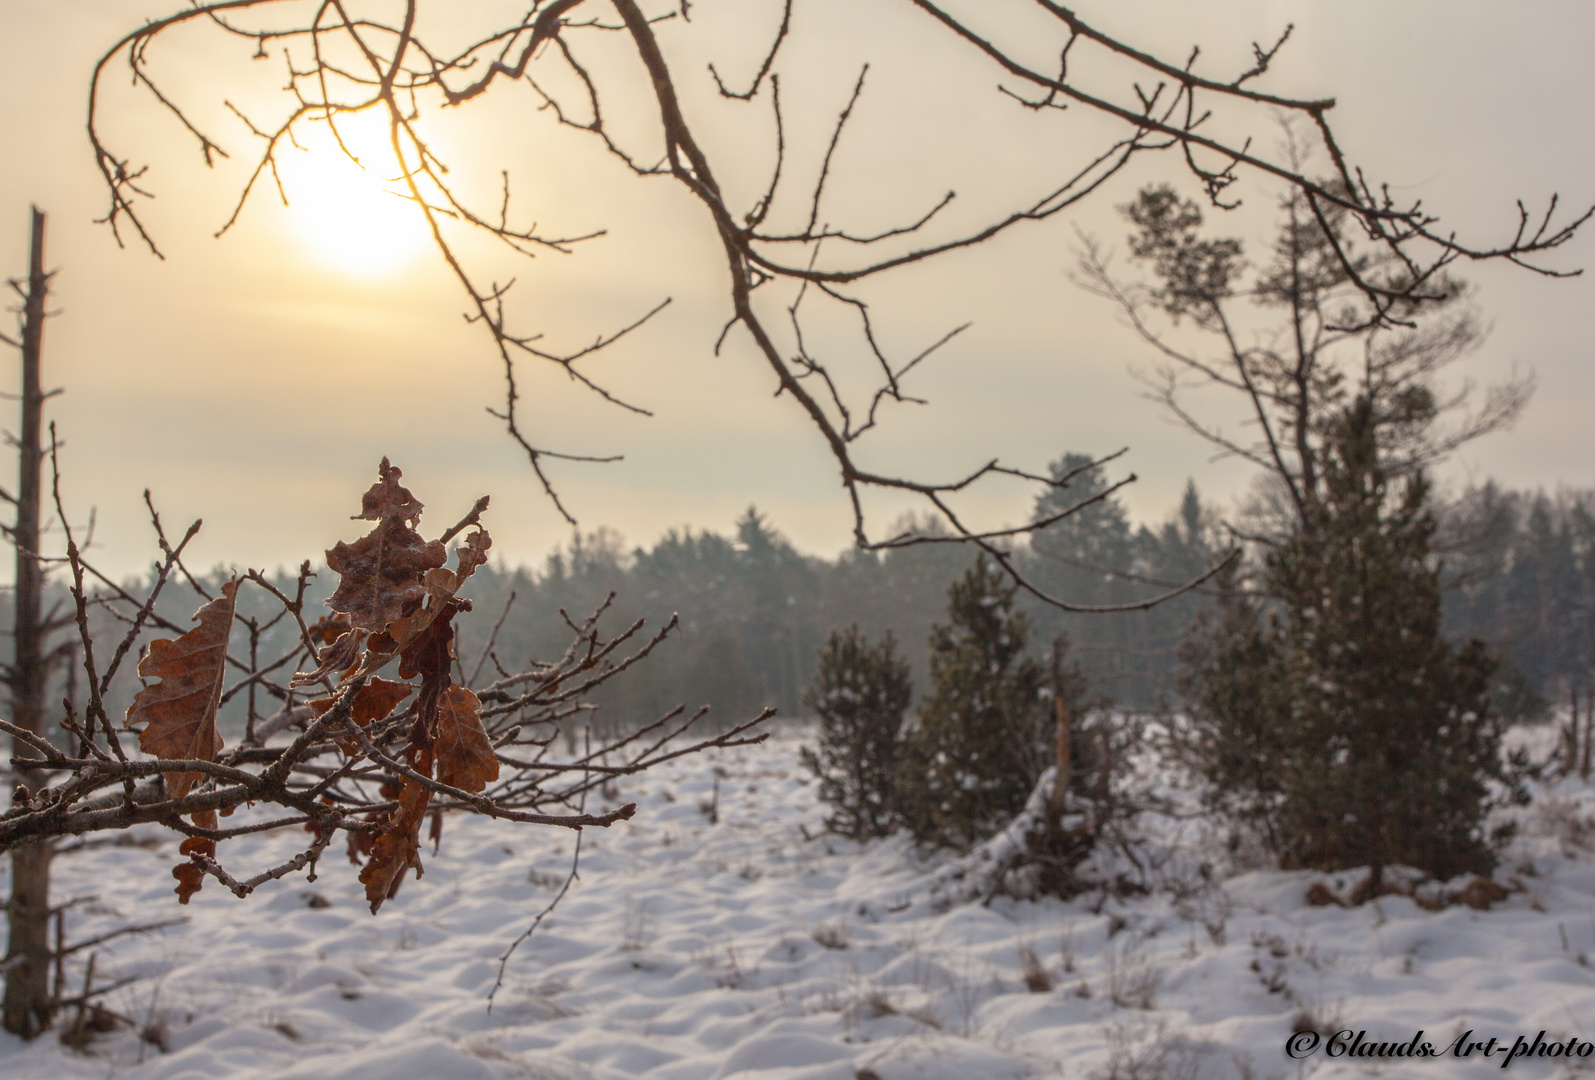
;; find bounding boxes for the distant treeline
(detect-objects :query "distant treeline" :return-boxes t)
[9,461,1591,734]
[1439,484,1595,715]
[445,464,1595,724]
[433,455,1221,726]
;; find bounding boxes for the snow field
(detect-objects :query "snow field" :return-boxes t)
[3,723,1595,1079]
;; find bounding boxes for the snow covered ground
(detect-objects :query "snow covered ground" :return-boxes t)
[5,723,1595,1080]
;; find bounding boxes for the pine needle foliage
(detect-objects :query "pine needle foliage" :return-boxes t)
[897,558,1052,851]
[799,625,913,840]
[1180,399,1506,883]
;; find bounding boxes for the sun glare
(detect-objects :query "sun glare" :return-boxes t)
[281,114,431,278]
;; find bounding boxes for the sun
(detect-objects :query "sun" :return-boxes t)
[280,112,432,278]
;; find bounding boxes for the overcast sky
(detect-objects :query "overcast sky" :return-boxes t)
[1,0,1592,579]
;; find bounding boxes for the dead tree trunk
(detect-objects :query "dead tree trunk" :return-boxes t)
[1048,637,1071,828]
[1562,679,1591,782]
[1576,682,1593,782]
[4,208,55,1038]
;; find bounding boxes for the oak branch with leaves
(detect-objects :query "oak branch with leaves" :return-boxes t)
[0,460,769,916]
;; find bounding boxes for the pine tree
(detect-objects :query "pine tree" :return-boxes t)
[736,506,822,716]
[799,625,913,840]
[1023,456,1220,711]
[1182,399,1505,884]
[897,558,1052,850]
[1084,167,1523,887]
[1174,564,1294,857]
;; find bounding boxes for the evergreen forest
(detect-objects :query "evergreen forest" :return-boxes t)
[24,463,1586,741]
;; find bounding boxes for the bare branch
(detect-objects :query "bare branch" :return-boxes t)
[83,0,1589,612]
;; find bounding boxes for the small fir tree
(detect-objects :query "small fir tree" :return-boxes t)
[799,625,913,840]
[1174,562,1293,857]
[1182,399,1505,884]
[897,558,1052,850]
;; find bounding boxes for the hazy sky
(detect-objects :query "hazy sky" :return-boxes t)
[1,0,1592,580]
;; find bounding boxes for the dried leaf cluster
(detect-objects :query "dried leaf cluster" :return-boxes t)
[2,460,770,923]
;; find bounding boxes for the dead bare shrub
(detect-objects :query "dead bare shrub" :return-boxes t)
[1017,943,1053,993]
[1106,942,1163,1010]
[1453,877,1512,910]
[1094,1021,1202,1080]
[811,921,850,951]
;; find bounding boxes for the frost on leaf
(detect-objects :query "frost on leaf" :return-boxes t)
[128,579,238,801]
[292,627,365,688]
[358,748,434,914]
[326,459,447,634]
[435,685,499,794]
[359,528,492,678]
[309,677,414,754]
[126,579,238,903]
[317,459,490,684]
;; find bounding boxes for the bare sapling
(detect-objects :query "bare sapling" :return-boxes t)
[2,208,69,1037]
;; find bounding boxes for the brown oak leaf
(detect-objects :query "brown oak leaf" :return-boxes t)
[398,603,460,751]
[291,627,366,688]
[413,530,492,609]
[435,685,499,794]
[347,828,375,866]
[174,810,217,904]
[326,460,446,634]
[349,528,490,680]
[355,457,424,523]
[128,579,238,802]
[346,781,398,865]
[307,611,352,645]
[358,749,433,914]
[308,677,414,754]
[452,529,493,586]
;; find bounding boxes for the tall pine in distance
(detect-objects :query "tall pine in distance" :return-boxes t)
[1023,454,1221,711]
[1441,483,1592,728]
